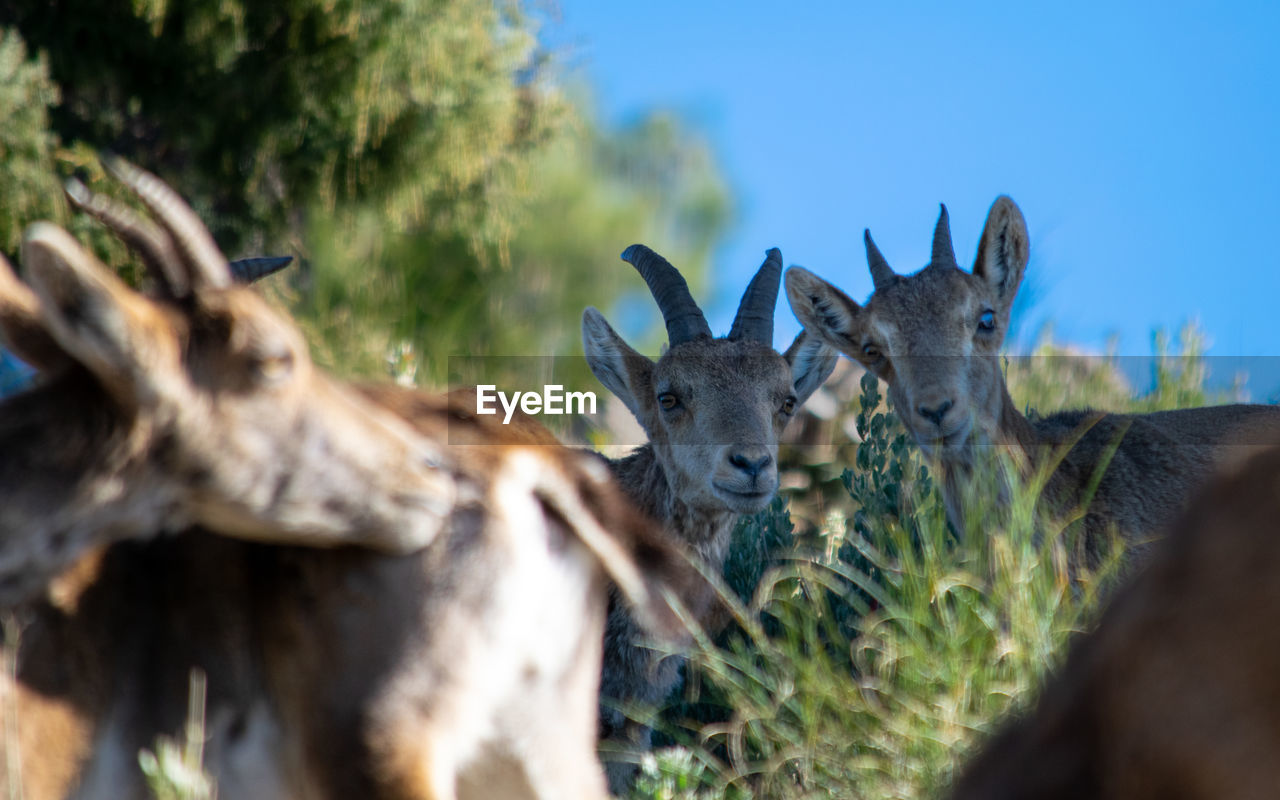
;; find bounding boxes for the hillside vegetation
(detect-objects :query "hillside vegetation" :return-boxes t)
[0,6,1256,798]
[627,332,1230,800]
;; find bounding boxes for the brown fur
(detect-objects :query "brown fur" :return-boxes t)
[0,173,702,799]
[948,446,1280,799]
[583,283,837,790]
[786,197,1280,566]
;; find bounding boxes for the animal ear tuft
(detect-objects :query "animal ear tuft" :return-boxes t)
[784,330,838,404]
[582,307,653,419]
[973,196,1029,310]
[0,250,70,372]
[784,266,861,348]
[21,222,174,408]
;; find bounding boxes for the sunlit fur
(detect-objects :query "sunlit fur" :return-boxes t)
[786,197,1280,567]
[0,174,701,799]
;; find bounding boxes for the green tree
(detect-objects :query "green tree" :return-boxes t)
[1,0,558,253]
[0,29,61,258]
[296,110,730,389]
[0,3,731,389]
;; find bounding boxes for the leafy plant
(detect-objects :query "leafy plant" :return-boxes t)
[632,370,1120,800]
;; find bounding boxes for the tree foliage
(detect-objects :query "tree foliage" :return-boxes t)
[2,0,559,251]
[0,1,730,388]
[296,110,730,387]
[0,29,61,257]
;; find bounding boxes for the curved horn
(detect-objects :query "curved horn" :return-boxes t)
[229,256,293,284]
[728,248,781,344]
[931,203,956,267]
[64,178,189,298]
[865,229,895,289]
[102,155,231,291]
[620,245,711,346]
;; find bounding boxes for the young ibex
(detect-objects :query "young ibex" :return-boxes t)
[948,445,1280,800]
[785,197,1280,565]
[0,160,699,800]
[583,245,837,787]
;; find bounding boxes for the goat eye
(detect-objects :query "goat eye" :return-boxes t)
[781,396,797,415]
[862,343,881,360]
[978,310,996,331]
[658,392,679,410]
[255,351,294,382]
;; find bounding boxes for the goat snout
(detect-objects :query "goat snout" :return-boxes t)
[727,450,773,480]
[916,399,954,428]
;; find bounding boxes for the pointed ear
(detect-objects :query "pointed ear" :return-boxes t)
[582,307,654,419]
[973,196,1029,315]
[21,222,178,408]
[0,250,70,372]
[783,329,837,405]
[784,266,863,355]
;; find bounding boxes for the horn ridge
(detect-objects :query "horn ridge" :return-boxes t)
[102,155,232,291]
[728,247,781,344]
[64,178,189,297]
[620,244,712,346]
[864,229,895,289]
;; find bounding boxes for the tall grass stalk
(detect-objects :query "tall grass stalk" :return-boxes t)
[140,669,216,800]
[3,615,22,800]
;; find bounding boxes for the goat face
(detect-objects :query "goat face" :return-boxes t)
[785,198,1029,458]
[583,246,835,516]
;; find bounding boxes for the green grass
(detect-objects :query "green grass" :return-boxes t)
[626,326,1226,800]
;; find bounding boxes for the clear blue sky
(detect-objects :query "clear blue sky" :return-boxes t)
[548,1,1280,397]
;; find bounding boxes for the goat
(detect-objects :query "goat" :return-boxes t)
[785,197,1280,567]
[582,245,838,788]
[947,445,1280,799]
[0,159,699,800]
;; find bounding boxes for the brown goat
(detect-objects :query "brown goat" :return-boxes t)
[947,445,1280,800]
[0,160,699,800]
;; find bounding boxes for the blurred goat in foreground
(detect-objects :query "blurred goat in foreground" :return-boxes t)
[0,159,698,800]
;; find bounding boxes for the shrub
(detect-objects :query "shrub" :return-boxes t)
[634,371,1119,800]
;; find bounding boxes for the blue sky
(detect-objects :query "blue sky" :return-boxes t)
[548,1,1280,396]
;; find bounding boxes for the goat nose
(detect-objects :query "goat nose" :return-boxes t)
[728,451,773,479]
[917,400,954,427]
